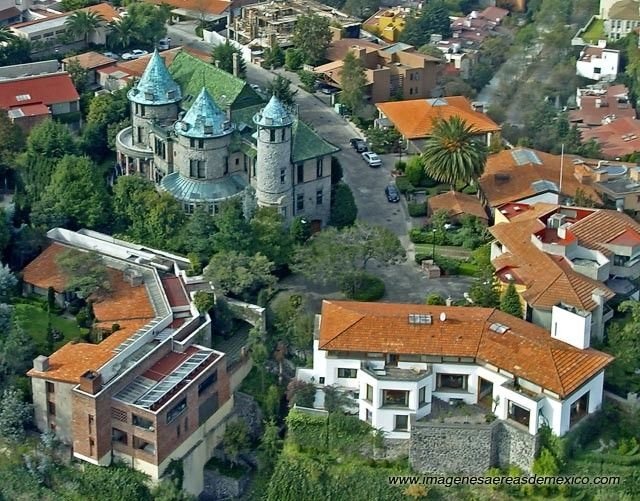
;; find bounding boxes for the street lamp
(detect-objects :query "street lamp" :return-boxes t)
[432,229,437,260]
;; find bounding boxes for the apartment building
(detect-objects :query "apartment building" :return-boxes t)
[600,0,640,39]
[314,42,441,103]
[297,300,612,438]
[490,202,640,339]
[24,228,247,495]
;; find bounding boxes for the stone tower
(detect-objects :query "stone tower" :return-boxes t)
[127,49,182,150]
[253,95,294,220]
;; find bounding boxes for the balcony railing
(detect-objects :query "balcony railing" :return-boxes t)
[360,362,431,382]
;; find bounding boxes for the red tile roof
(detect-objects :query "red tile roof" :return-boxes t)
[0,73,79,111]
[427,190,488,221]
[11,103,51,117]
[25,244,156,383]
[569,85,635,127]
[63,51,116,70]
[376,96,500,139]
[10,2,119,28]
[580,116,640,159]
[318,300,612,397]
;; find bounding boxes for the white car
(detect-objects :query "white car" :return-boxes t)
[362,151,382,168]
[158,38,170,50]
[121,49,148,60]
[103,51,119,60]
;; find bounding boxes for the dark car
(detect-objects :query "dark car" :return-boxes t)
[385,185,400,203]
[350,138,367,152]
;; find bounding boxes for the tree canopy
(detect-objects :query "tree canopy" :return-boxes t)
[267,75,298,106]
[339,51,367,114]
[205,251,276,300]
[422,116,488,189]
[56,249,111,299]
[291,14,332,65]
[400,2,452,47]
[64,10,104,46]
[329,182,357,228]
[500,282,523,318]
[292,223,404,297]
[212,40,247,78]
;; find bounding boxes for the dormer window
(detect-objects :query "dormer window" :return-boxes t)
[204,125,213,135]
[167,90,176,100]
[145,92,154,101]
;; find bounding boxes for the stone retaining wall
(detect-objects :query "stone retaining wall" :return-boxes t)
[409,420,539,474]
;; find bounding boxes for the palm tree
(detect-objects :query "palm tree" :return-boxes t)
[421,115,488,190]
[64,11,105,46]
[108,16,136,50]
[0,26,17,44]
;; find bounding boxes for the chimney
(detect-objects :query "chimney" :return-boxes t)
[79,370,103,395]
[591,289,606,307]
[33,355,49,372]
[232,52,240,77]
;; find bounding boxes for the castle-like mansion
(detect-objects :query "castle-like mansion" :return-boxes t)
[116,50,338,228]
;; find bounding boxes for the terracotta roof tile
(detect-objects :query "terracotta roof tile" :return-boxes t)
[0,73,79,110]
[489,215,615,311]
[580,116,640,158]
[25,246,156,384]
[63,51,116,69]
[480,148,601,207]
[111,47,209,78]
[376,96,500,139]
[318,301,613,397]
[428,190,488,221]
[569,209,640,255]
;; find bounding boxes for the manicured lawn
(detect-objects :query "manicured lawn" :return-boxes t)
[582,18,605,44]
[13,302,88,353]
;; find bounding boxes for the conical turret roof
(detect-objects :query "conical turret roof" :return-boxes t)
[175,87,233,138]
[253,95,293,127]
[128,50,182,105]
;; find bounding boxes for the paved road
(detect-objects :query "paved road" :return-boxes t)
[168,23,473,300]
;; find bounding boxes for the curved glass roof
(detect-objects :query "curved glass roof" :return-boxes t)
[160,172,247,203]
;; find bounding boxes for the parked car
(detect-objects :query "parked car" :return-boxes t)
[362,151,382,167]
[122,49,148,60]
[385,185,400,203]
[319,85,339,95]
[349,138,367,153]
[103,51,119,60]
[157,38,170,50]
[444,223,461,231]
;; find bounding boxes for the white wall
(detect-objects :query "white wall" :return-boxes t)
[551,305,591,349]
[576,50,619,80]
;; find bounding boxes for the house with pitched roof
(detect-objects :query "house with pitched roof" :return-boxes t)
[297,300,612,439]
[24,228,262,495]
[490,202,640,339]
[427,190,488,224]
[115,50,338,227]
[375,96,500,152]
[314,42,441,104]
[0,72,79,131]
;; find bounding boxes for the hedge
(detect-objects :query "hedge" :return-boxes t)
[394,176,414,194]
[409,228,431,244]
[407,202,427,217]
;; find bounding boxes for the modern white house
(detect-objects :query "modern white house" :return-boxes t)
[576,42,620,81]
[297,300,613,439]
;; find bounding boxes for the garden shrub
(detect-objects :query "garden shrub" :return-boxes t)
[394,176,414,194]
[343,273,385,301]
[408,202,427,217]
[409,228,430,244]
[394,160,406,173]
[434,255,460,275]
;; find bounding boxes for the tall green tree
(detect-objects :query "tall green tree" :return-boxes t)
[0,323,35,383]
[56,249,111,299]
[211,40,246,78]
[250,208,293,268]
[205,251,276,300]
[400,2,452,47]
[18,119,77,205]
[292,223,405,297]
[223,421,250,466]
[212,199,253,254]
[65,58,89,93]
[469,266,500,308]
[339,51,367,114]
[329,182,357,228]
[0,37,31,67]
[263,42,285,69]
[179,206,217,267]
[0,388,32,443]
[31,155,111,230]
[108,15,137,49]
[0,26,17,44]
[267,75,298,106]
[343,0,380,18]
[500,282,523,318]
[126,2,168,46]
[291,14,332,65]
[421,116,488,189]
[112,175,157,231]
[129,192,186,251]
[64,11,105,46]
[606,300,640,392]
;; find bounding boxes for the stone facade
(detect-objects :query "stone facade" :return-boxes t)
[409,421,539,474]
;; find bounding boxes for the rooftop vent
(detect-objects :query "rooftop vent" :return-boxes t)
[408,313,432,325]
[489,322,509,334]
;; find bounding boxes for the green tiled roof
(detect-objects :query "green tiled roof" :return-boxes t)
[231,105,340,162]
[168,51,263,111]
